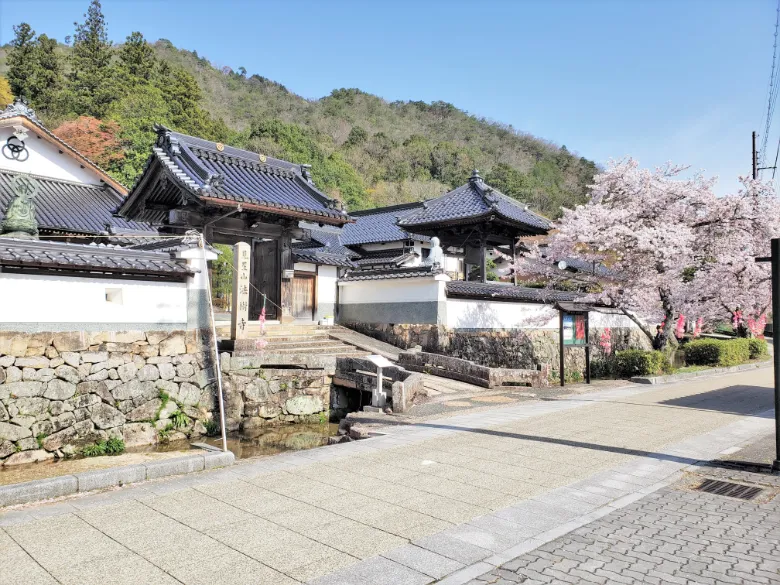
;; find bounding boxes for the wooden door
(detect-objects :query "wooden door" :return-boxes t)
[252,240,279,320]
[291,274,315,320]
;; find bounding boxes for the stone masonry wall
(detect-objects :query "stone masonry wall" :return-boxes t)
[220,354,331,434]
[0,330,218,467]
[340,322,650,376]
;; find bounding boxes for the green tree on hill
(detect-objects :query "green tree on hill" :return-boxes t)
[69,0,115,117]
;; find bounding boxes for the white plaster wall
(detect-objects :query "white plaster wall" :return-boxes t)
[0,273,187,325]
[360,242,405,252]
[294,262,317,272]
[0,126,103,185]
[339,277,446,304]
[316,265,338,314]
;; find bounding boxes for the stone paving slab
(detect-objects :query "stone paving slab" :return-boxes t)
[0,368,775,584]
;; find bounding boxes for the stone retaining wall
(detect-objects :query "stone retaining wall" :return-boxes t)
[0,330,218,466]
[341,322,650,375]
[220,354,331,433]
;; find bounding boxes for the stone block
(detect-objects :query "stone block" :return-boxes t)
[158,362,176,380]
[81,352,109,364]
[90,403,125,429]
[285,395,323,416]
[5,381,44,398]
[43,426,77,453]
[3,449,54,466]
[175,382,201,406]
[146,331,169,345]
[0,402,8,422]
[22,367,39,381]
[0,355,14,368]
[116,362,138,383]
[202,451,235,470]
[51,332,89,353]
[4,366,21,384]
[14,356,49,369]
[176,363,195,378]
[38,368,55,382]
[52,412,76,432]
[67,393,100,410]
[10,415,36,429]
[76,464,146,492]
[137,364,159,382]
[0,422,32,441]
[61,352,81,367]
[219,352,231,373]
[86,369,109,382]
[127,399,161,422]
[160,333,186,356]
[31,420,53,438]
[144,455,204,480]
[122,422,157,447]
[0,475,77,507]
[48,400,72,416]
[44,379,77,400]
[0,440,14,459]
[13,397,49,416]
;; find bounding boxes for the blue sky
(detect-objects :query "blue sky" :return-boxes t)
[0,0,776,195]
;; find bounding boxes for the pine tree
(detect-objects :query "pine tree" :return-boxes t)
[6,23,37,100]
[31,34,63,112]
[69,0,115,117]
[118,31,156,83]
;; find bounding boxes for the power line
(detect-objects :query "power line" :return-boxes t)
[759,0,780,173]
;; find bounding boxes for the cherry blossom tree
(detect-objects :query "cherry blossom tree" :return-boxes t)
[691,177,780,335]
[516,158,780,346]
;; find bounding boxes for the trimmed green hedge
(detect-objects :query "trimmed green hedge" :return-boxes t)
[684,338,759,367]
[748,338,769,359]
[615,350,670,377]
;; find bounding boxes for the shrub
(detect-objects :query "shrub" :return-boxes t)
[718,339,751,366]
[684,339,722,366]
[615,350,670,377]
[748,338,769,359]
[685,338,752,367]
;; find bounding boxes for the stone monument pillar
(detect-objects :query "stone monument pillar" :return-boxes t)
[231,242,251,340]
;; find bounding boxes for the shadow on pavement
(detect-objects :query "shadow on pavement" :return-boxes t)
[658,385,773,418]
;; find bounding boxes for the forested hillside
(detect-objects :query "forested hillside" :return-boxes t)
[0,0,598,216]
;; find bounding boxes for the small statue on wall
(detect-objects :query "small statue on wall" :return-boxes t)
[0,174,40,239]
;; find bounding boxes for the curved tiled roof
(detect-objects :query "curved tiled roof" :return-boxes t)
[340,202,430,245]
[292,227,357,267]
[446,281,578,303]
[120,127,350,224]
[398,172,550,233]
[0,171,154,236]
[0,238,192,277]
[340,265,442,282]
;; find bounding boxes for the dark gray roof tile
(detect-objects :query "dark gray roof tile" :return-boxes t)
[0,239,192,276]
[0,171,154,236]
[446,281,579,303]
[340,202,430,245]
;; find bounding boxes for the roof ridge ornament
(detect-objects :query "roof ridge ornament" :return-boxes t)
[469,169,483,184]
[1,98,40,124]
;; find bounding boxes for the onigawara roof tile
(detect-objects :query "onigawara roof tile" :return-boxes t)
[119,126,351,225]
[0,238,193,277]
[398,171,550,233]
[0,171,155,236]
[446,281,579,303]
[340,202,430,245]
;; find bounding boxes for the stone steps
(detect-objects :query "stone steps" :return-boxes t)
[266,344,360,355]
[264,339,347,350]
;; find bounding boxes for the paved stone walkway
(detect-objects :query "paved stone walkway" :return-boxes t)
[0,368,775,584]
[464,468,780,585]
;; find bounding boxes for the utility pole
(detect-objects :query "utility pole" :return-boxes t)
[753,131,758,180]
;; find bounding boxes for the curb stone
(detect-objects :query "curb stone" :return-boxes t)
[0,450,235,508]
[631,360,771,385]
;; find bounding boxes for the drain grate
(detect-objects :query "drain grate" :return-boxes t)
[696,479,764,500]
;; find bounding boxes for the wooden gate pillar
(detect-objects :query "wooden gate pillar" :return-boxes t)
[280,229,295,323]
